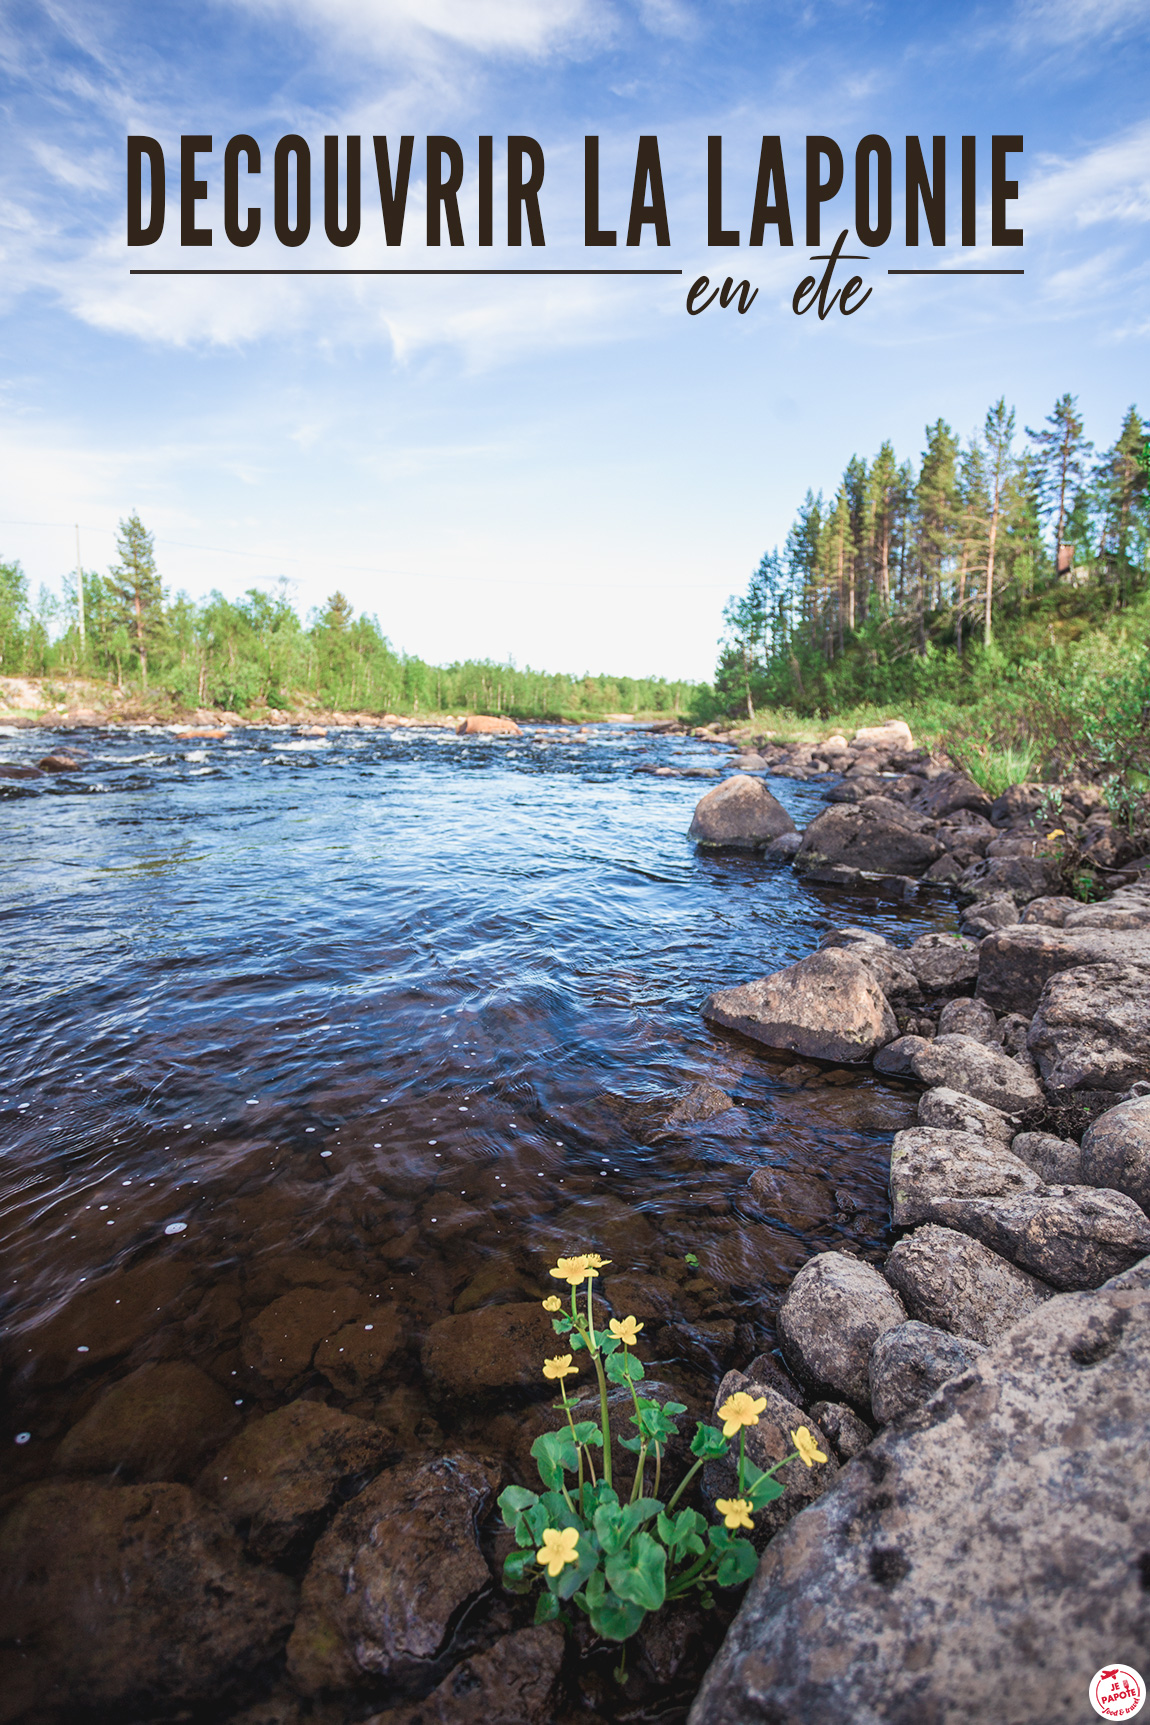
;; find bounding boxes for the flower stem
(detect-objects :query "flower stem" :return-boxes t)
[665,1456,705,1513]
[738,1428,745,1497]
[629,1440,648,1503]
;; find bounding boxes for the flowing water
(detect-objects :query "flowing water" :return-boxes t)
[0,720,950,1717]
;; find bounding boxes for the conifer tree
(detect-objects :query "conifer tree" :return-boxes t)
[981,399,1016,646]
[108,513,163,686]
[1026,392,1092,572]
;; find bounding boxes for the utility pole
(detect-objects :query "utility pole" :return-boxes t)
[75,524,87,657]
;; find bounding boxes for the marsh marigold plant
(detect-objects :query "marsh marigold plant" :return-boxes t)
[497,1248,826,1682]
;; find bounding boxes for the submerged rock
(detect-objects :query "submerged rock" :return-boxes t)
[197,1398,394,1561]
[287,1454,498,1694]
[363,1625,564,1725]
[702,949,897,1064]
[868,1320,987,1424]
[243,1285,365,1389]
[776,1252,906,1406]
[0,1481,295,1721]
[688,774,797,849]
[53,1360,241,1481]
[883,1223,1054,1345]
[421,1302,557,1400]
[687,1285,1150,1725]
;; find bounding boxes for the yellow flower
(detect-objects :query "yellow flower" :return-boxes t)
[792,1426,828,1468]
[542,1296,562,1312]
[542,1354,578,1381]
[583,1253,611,1268]
[549,1255,597,1286]
[718,1391,767,1438]
[536,1525,580,1577]
[609,1315,643,1346]
[715,1497,755,1531]
[1046,828,1065,841]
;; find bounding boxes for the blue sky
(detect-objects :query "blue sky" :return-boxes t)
[2,0,1148,682]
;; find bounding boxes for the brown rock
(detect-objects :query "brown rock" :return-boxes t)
[197,1399,394,1560]
[286,1455,497,1693]
[795,800,943,878]
[776,1251,907,1405]
[807,1400,873,1461]
[14,1257,196,1384]
[702,949,898,1063]
[0,1482,295,1722]
[242,1285,364,1388]
[314,1304,404,1394]
[37,753,83,772]
[908,1033,1043,1112]
[883,1223,1054,1344]
[456,715,522,736]
[363,1626,564,1725]
[54,1360,240,1480]
[421,1301,557,1400]
[868,1320,987,1423]
[976,923,1150,1015]
[906,931,980,992]
[1081,1096,1150,1211]
[1028,960,1150,1092]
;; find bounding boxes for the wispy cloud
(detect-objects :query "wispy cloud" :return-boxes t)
[1009,0,1150,48]
[227,0,606,58]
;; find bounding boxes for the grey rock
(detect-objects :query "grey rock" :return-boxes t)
[287,1454,498,1693]
[807,1400,873,1461]
[660,1082,736,1129]
[989,780,1050,824]
[936,997,998,1043]
[795,800,943,878]
[817,926,890,951]
[908,1033,1043,1112]
[884,1223,1054,1344]
[701,949,898,1063]
[1010,1131,1085,1186]
[906,932,980,993]
[850,942,924,1005]
[1020,895,1080,926]
[1104,1252,1150,1291]
[916,1085,1016,1145]
[776,1252,906,1405]
[727,752,768,771]
[688,1285,1150,1725]
[0,1482,296,1721]
[1029,961,1150,1092]
[688,774,797,849]
[913,771,992,819]
[956,855,1055,905]
[977,923,1150,1015]
[764,829,803,860]
[997,1010,1032,1055]
[889,1127,1045,1225]
[890,1129,1150,1288]
[868,1320,987,1423]
[959,895,1019,938]
[873,1033,929,1075]
[1065,900,1150,929]
[703,1372,837,1548]
[1081,1096,1150,1211]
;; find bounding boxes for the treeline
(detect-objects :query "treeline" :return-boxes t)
[0,520,692,719]
[716,396,1149,717]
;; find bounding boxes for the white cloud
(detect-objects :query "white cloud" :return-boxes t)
[1023,120,1150,232]
[229,0,604,57]
[1010,0,1150,47]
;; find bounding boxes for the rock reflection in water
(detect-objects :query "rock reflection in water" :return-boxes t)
[0,720,940,1721]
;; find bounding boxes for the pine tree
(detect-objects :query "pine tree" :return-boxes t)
[916,419,959,653]
[1095,407,1149,607]
[1025,392,1093,574]
[108,513,163,686]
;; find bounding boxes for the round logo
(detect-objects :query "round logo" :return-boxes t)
[1090,1666,1146,1719]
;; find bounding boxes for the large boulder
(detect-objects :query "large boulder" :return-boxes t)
[795,800,943,878]
[197,1399,394,1561]
[1009,1131,1085,1185]
[883,1223,1054,1344]
[688,775,796,849]
[908,1034,1043,1112]
[936,996,998,1043]
[956,855,1055,904]
[1028,961,1150,1092]
[53,1361,241,1481]
[850,719,914,751]
[1080,1096,1150,1211]
[889,1127,1150,1287]
[776,1252,906,1405]
[687,1284,1150,1725]
[913,771,992,820]
[702,950,897,1063]
[287,1454,498,1694]
[702,1371,838,1547]
[420,1302,557,1400]
[456,715,522,736]
[363,1625,564,1725]
[976,924,1150,1015]
[906,932,980,993]
[0,1482,296,1723]
[868,1320,987,1424]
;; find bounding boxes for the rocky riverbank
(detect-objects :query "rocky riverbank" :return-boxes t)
[683,718,1150,1724]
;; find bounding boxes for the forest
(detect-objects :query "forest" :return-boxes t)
[713,395,1149,725]
[0,528,692,721]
